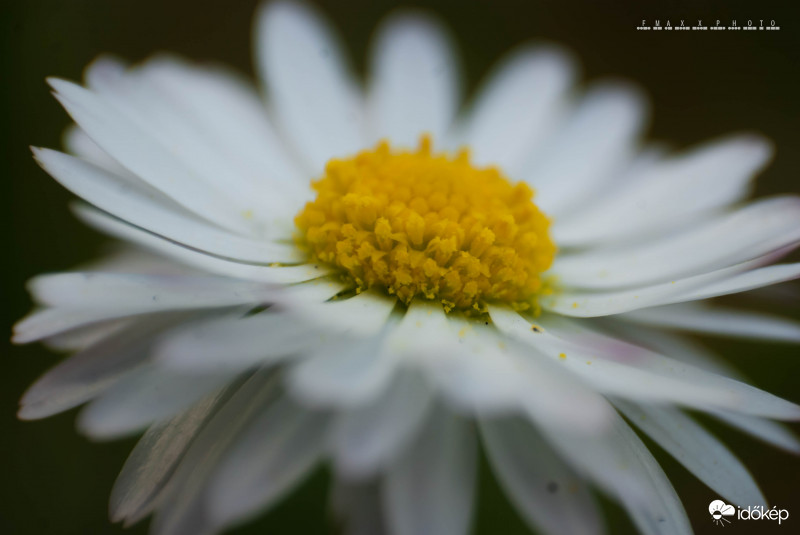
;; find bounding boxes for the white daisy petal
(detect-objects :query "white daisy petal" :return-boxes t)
[480,416,604,535]
[136,56,309,202]
[84,56,298,222]
[274,288,397,334]
[155,311,313,372]
[156,290,392,372]
[48,77,255,235]
[553,196,800,290]
[427,313,614,433]
[545,316,800,420]
[619,302,800,342]
[616,401,766,508]
[672,262,800,303]
[33,148,300,263]
[42,317,130,351]
[16,270,254,342]
[710,410,800,454]
[414,311,525,413]
[79,246,203,276]
[18,317,168,420]
[288,322,398,408]
[528,82,647,216]
[542,256,793,317]
[63,124,140,181]
[491,308,800,419]
[256,0,366,173]
[493,309,733,408]
[26,272,270,310]
[77,366,237,439]
[604,319,743,379]
[110,390,225,526]
[14,309,138,344]
[367,12,459,146]
[550,134,773,244]
[541,407,692,535]
[550,147,665,247]
[456,45,574,174]
[331,370,432,479]
[387,303,613,433]
[207,395,329,529]
[384,403,477,535]
[71,204,327,284]
[149,370,280,535]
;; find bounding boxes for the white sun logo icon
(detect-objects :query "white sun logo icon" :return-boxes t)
[709,500,736,526]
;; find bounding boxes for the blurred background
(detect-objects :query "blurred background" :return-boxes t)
[2,0,799,533]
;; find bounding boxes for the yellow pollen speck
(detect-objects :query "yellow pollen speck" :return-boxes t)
[571,302,579,309]
[294,135,556,311]
[586,360,592,365]
[558,352,567,360]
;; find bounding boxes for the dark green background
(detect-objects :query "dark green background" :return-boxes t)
[2,0,799,534]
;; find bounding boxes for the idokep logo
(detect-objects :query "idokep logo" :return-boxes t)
[708,499,790,527]
[709,500,735,526]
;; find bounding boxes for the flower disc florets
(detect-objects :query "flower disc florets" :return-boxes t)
[295,136,556,312]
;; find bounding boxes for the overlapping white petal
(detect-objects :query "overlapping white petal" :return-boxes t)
[527,82,647,216]
[206,395,329,528]
[619,302,800,342]
[156,290,393,372]
[134,56,310,203]
[710,410,800,453]
[34,148,300,263]
[110,392,225,526]
[455,45,574,175]
[256,0,367,173]
[551,134,773,245]
[615,401,765,507]
[19,317,169,419]
[49,77,257,235]
[71,204,327,284]
[149,370,280,535]
[14,271,277,343]
[543,258,800,317]
[490,307,800,420]
[384,403,477,535]
[481,416,604,535]
[77,365,237,439]
[330,371,432,478]
[367,13,459,147]
[553,196,800,290]
[539,405,692,535]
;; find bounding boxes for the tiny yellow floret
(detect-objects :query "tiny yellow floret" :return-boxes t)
[294,135,556,311]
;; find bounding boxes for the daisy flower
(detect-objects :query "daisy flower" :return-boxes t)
[15,1,800,534]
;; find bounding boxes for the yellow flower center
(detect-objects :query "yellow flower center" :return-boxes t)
[294,136,556,312]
